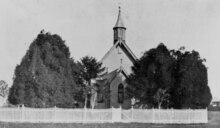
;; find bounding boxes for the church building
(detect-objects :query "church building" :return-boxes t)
[91,7,137,109]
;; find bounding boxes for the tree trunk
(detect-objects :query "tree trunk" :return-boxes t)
[158,102,162,109]
[88,80,92,108]
[91,93,97,109]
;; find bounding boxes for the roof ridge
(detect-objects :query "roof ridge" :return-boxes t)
[120,41,138,61]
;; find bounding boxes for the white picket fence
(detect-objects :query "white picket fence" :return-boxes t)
[0,106,208,124]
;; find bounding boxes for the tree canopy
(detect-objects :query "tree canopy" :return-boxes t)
[77,56,104,108]
[78,56,104,85]
[8,31,81,108]
[7,30,212,109]
[170,48,212,109]
[126,43,212,109]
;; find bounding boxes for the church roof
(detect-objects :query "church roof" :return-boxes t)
[100,40,138,64]
[95,69,118,86]
[101,69,118,82]
[96,67,128,86]
[114,7,126,29]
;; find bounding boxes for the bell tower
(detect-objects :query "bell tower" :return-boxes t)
[113,7,126,44]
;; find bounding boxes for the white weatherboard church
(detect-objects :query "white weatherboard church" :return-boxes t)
[91,7,137,109]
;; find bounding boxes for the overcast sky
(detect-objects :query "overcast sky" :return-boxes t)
[0,0,219,98]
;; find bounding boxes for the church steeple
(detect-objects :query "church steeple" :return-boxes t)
[113,7,126,44]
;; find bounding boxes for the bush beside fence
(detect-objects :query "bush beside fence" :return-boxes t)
[0,106,208,124]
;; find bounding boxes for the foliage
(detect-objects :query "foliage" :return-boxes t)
[8,31,80,108]
[127,43,212,109]
[170,48,212,109]
[154,88,170,109]
[127,43,175,108]
[77,56,105,108]
[0,80,9,98]
[79,56,104,85]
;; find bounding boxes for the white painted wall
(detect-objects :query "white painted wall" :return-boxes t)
[102,46,133,74]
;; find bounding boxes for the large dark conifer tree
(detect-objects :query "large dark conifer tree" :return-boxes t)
[8,31,81,108]
[127,43,212,109]
[171,49,212,109]
[127,43,175,108]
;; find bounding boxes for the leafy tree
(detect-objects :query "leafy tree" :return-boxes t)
[8,31,80,108]
[154,88,170,109]
[126,43,175,108]
[78,56,104,108]
[69,59,89,108]
[127,43,212,109]
[170,49,212,109]
[0,80,9,98]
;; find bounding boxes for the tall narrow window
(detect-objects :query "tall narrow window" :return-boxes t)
[97,89,103,103]
[97,85,103,103]
[118,84,124,103]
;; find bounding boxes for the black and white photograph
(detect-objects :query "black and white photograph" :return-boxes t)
[0,0,219,127]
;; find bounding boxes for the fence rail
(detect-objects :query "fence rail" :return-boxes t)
[0,106,208,124]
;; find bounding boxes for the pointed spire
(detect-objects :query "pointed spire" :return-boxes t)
[113,6,126,44]
[114,6,126,29]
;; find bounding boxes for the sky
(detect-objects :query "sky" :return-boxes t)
[0,0,220,98]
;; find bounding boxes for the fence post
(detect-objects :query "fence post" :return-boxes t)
[205,107,208,123]
[131,106,133,122]
[44,107,46,123]
[206,107,208,123]
[120,106,122,122]
[21,104,25,122]
[152,108,155,123]
[188,108,191,124]
[171,108,173,124]
[159,108,161,123]
[54,106,56,123]
[83,107,86,123]
[202,107,208,123]
[111,107,113,123]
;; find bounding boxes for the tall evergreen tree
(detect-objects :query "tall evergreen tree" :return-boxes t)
[127,43,175,108]
[127,43,212,109]
[8,31,80,108]
[78,56,104,108]
[171,49,212,109]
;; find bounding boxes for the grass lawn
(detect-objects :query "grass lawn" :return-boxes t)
[0,111,219,128]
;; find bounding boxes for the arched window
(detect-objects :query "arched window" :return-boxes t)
[97,89,103,103]
[96,84,103,103]
[118,84,124,103]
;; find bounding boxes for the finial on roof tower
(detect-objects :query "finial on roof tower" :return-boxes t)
[114,6,125,29]
[113,6,126,44]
